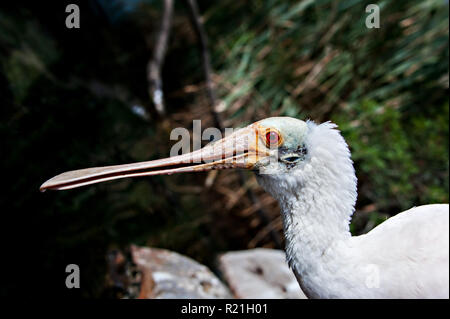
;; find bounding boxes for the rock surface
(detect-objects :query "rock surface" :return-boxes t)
[131,245,232,299]
[218,248,307,299]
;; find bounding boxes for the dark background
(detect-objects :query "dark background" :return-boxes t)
[0,0,448,297]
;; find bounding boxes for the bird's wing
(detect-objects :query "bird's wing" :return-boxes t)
[353,204,449,298]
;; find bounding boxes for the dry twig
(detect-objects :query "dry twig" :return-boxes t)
[147,0,174,115]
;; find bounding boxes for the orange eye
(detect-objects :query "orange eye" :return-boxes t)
[265,130,281,147]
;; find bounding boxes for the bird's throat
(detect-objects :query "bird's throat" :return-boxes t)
[278,172,357,298]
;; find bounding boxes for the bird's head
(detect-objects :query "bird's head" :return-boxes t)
[251,117,309,175]
[40,117,351,199]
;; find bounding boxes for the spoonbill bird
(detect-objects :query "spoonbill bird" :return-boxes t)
[41,117,449,298]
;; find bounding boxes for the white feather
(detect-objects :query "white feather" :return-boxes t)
[256,121,449,298]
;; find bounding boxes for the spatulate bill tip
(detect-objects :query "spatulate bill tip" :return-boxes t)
[39,181,51,192]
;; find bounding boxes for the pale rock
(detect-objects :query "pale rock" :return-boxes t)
[218,248,307,299]
[131,245,232,299]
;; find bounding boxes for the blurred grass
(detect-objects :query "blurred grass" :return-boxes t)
[0,0,448,297]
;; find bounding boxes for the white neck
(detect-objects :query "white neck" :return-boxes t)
[257,122,361,298]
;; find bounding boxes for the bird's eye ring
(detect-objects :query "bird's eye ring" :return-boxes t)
[264,129,282,148]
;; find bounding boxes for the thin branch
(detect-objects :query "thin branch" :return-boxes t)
[147,0,174,116]
[184,0,283,249]
[184,0,223,129]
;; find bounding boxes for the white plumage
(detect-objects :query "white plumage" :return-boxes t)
[256,120,449,298]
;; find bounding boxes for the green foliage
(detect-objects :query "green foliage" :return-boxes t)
[334,100,448,212]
